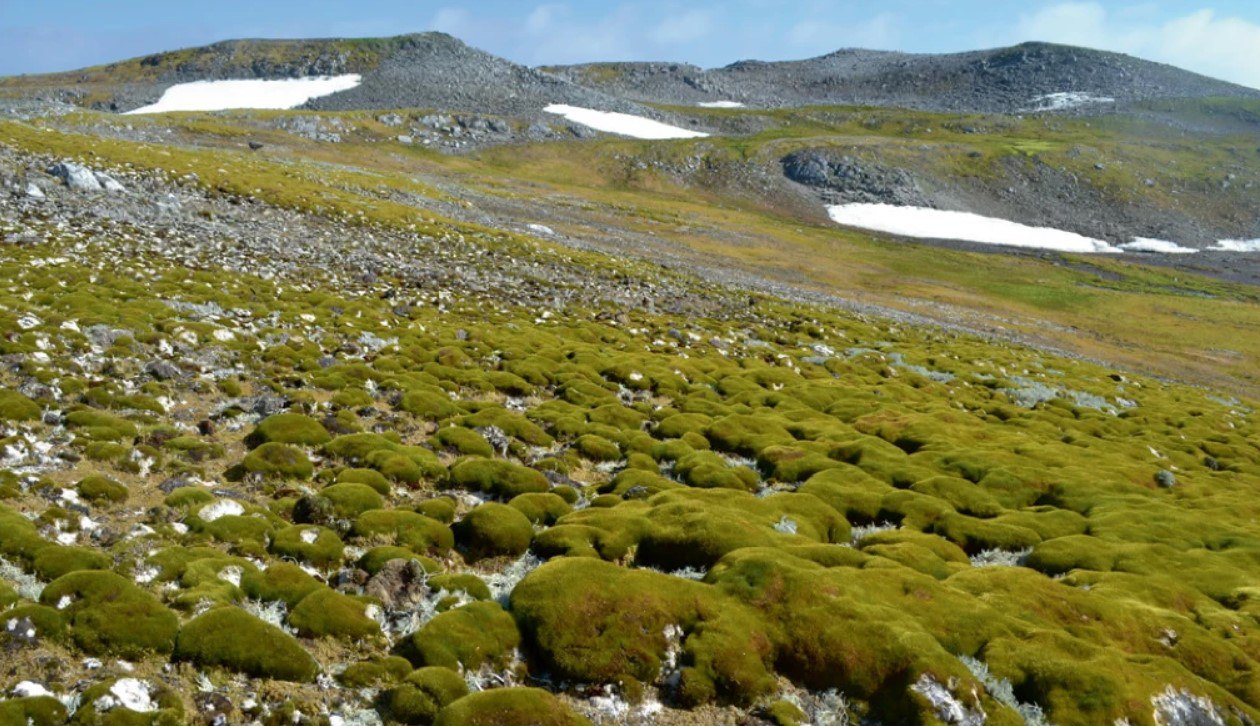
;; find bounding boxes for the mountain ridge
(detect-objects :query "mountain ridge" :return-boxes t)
[2,33,1256,116]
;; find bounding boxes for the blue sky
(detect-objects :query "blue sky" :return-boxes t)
[3,1,1259,87]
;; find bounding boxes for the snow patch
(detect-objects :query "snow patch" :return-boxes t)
[827,203,1119,254]
[96,678,157,713]
[198,499,244,522]
[1027,91,1115,111]
[1121,238,1198,254]
[544,104,709,140]
[127,75,362,114]
[1212,239,1260,252]
[12,681,52,698]
[698,100,744,108]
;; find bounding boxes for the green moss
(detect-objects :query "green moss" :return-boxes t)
[673,450,759,491]
[338,467,392,494]
[2,604,67,641]
[76,475,129,504]
[249,412,332,447]
[358,546,442,576]
[428,573,492,601]
[163,487,215,508]
[415,497,458,524]
[400,389,464,421]
[242,442,314,479]
[0,696,67,726]
[354,509,454,555]
[39,571,177,657]
[240,561,324,607]
[454,503,534,563]
[434,688,592,726]
[338,655,413,687]
[32,545,111,580]
[433,426,494,457]
[461,407,553,446]
[0,389,41,421]
[508,492,572,525]
[448,458,549,499]
[706,414,795,455]
[319,482,385,517]
[398,601,521,671]
[288,587,381,640]
[575,434,621,462]
[175,606,318,682]
[383,667,470,724]
[269,525,344,568]
[764,700,807,726]
[65,409,137,442]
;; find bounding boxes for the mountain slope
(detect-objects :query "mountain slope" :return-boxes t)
[549,42,1260,113]
[0,33,646,118]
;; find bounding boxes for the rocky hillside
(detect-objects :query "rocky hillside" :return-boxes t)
[0,33,646,118]
[1,30,1260,726]
[550,42,1260,113]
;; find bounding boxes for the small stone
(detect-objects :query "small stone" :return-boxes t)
[96,172,126,193]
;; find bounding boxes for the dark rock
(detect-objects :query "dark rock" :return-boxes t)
[364,558,429,610]
[145,360,183,380]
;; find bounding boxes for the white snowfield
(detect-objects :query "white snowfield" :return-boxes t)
[1212,239,1260,252]
[1027,92,1116,112]
[826,203,1120,254]
[698,101,745,108]
[125,75,362,114]
[543,104,709,140]
[1120,238,1199,254]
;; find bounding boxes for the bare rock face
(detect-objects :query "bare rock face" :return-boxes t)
[781,149,929,206]
[364,558,430,610]
[48,162,102,192]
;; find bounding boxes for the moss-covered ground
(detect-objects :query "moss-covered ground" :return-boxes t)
[0,102,1259,724]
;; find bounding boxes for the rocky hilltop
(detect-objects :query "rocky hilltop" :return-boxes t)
[550,41,1260,113]
[0,33,645,118]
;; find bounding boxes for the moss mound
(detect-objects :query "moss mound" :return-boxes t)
[39,571,177,658]
[354,509,454,555]
[288,587,381,640]
[399,601,521,671]
[434,688,592,726]
[448,458,550,499]
[249,412,332,447]
[0,697,68,726]
[76,475,129,504]
[174,606,318,681]
[383,667,469,724]
[453,503,534,562]
[0,389,42,421]
[242,442,314,479]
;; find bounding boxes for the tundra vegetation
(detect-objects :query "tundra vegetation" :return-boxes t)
[0,90,1258,725]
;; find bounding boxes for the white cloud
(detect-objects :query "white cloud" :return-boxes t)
[1015,3,1260,89]
[788,12,900,53]
[429,7,471,35]
[525,4,563,34]
[650,10,714,45]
